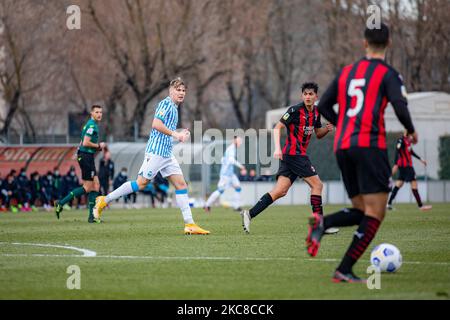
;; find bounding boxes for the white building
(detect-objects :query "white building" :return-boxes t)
[265,92,450,179]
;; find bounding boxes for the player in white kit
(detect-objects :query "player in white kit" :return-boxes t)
[204,136,247,212]
[93,78,209,235]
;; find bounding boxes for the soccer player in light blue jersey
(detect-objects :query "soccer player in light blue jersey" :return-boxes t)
[94,78,209,235]
[204,137,246,213]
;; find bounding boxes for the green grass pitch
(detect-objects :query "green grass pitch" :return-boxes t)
[0,204,449,299]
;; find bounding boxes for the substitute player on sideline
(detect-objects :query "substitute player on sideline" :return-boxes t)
[93,78,209,235]
[204,136,247,213]
[387,130,432,211]
[55,105,106,223]
[240,82,334,234]
[311,23,417,282]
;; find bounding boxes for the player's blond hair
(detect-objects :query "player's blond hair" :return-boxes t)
[170,77,187,89]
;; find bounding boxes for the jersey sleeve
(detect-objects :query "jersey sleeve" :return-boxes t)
[154,101,172,122]
[385,72,407,106]
[318,76,338,125]
[279,106,297,126]
[85,124,96,137]
[410,149,421,160]
[314,112,322,129]
[384,71,415,134]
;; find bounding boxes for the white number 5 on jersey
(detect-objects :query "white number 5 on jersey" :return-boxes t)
[347,79,366,117]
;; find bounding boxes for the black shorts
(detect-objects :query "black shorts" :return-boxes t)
[77,151,97,181]
[276,155,317,184]
[336,148,391,199]
[398,167,416,182]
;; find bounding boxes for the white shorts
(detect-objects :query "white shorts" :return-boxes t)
[138,154,183,180]
[217,174,241,191]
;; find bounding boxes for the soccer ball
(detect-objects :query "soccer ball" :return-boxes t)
[370,243,402,272]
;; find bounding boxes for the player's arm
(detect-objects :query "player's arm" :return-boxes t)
[82,135,105,150]
[385,72,417,143]
[273,121,285,160]
[229,157,247,175]
[152,102,189,142]
[227,155,245,171]
[392,140,401,176]
[151,118,188,142]
[392,164,398,176]
[317,76,338,125]
[314,123,334,139]
[411,149,427,165]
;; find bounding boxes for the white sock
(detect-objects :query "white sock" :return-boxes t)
[233,190,241,209]
[175,192,194,224]
[205,190,221,207]
[105,181,137,204]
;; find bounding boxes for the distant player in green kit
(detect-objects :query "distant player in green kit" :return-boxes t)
[55,105,106,223]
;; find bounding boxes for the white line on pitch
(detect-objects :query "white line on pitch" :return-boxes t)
[1,253,449,266]
[0,242,96,257]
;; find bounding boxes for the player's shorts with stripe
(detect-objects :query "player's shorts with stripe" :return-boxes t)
[77,151,97,181]
[336,147,391,198]
[398,166,416,182]
[276,155,317,184]
[138,153,183,180]
[217,174,241,191]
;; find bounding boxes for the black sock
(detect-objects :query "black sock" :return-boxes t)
[388,186,399,205]
[337,215,381,274]
[249,193,274,219]
[412,189,423,207]
[323,208,364,230]
[310,195,323,216]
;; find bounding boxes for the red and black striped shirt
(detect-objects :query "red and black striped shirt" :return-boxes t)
[395,136,421,168]
[279,103,322,156]
[318,57,415,152]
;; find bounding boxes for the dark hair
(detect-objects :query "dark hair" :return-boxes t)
[91,105,102,111]
[301,82,319,94]
[364,23,390,50]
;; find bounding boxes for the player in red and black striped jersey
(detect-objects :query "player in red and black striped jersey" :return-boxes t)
[308,23,419,283]
[240,83,334,234]
[387,131,432,211]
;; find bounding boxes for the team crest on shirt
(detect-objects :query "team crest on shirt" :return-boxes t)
[158,109,166,118]
[303,126,314,135]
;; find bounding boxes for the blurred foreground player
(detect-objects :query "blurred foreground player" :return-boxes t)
[313,23,417,282]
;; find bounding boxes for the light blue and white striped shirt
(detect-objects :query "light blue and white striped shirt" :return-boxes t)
[220,144,242,177]
[145,97,178,158]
